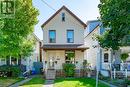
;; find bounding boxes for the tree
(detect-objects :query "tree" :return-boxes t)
[98,0,130,50]
[0,0,39,58]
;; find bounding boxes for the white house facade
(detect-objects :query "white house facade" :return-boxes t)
[41,6,88,79]
[84,20,130,77]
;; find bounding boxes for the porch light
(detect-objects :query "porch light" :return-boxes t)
[45,61,47,64]
[76,61,78,64]
[55,61,57,64]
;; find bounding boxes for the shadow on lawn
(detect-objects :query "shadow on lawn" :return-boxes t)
[54,78,109,87]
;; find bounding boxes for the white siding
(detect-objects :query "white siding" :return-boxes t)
[43,9,84,44]
[84,26,100,69]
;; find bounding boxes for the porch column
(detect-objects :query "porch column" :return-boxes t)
[16,58,18,65]
[9,56,11,65]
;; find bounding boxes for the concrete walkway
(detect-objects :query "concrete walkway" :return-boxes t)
[9,78,32,87]
[43,80,54,87]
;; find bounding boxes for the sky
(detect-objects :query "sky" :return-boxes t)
[32,0,100,40]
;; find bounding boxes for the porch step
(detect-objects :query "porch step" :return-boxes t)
[45,69,56,80]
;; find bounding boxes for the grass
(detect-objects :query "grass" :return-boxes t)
[54,78,110,87]
[20,75,44,87]
[0,77,24,87]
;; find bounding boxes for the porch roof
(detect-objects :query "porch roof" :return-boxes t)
[42,44,89,50]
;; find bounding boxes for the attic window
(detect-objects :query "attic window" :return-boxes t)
[62,13,65,22]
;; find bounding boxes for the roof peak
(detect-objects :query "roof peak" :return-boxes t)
[41,5,87,28]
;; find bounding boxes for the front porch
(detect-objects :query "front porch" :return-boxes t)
[101,62,130,78]
[43,50,84,70]
[42,44,88,79]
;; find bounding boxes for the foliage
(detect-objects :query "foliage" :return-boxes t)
[83,60,88,66]
[121,53,129,61]
[0,65,21,77]
[110,79,127,87]
[67,52,75,59]
[0,0,39,58]
[98,0,130,50]
[0,77,24,87]
[83,60,91,71]
[63,63,75,77]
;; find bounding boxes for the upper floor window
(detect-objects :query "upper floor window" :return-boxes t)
[62,13,65,22]
[67,30,74,43]
[104,53,109,62]
[49,30,56,43]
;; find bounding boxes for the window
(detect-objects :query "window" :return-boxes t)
[0,58,6,65]
[62,13,65,22]
[49,30,56,43]
[67,30,74,43]
[11,57,18,65]
[65,51,75,63]
[104,53,109,62]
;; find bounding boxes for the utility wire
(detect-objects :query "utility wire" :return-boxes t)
[40,0,86,28]
[40,0,56,11]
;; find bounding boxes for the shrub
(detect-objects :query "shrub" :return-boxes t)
[121,53,129,61]
[0,65,21,77]
[62,63,75,77]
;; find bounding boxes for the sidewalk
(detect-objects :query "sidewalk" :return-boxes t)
[43,80,54,87]
[9,78,32,87]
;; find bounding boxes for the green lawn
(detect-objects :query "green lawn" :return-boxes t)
[20,75,45,87]
[0,77,24,87]
[54,78,110,87]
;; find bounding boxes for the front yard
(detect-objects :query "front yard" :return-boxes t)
[20,76,45,87]
[0,77,24,87]
[54,78,110,87]
[18,77,109,87]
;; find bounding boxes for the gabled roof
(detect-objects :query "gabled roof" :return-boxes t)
[84,20,100,37]
[32,33,41,42]
[41,6,87,28]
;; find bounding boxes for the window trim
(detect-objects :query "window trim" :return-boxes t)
[49,30,56,43]
[67,30,74,43]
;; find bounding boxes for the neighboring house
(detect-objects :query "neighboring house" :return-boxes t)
[0,33,42,72]
[41,6,88,78]
[84,20,130,77]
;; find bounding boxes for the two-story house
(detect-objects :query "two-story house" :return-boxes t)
[41,6,88,79]
[84,20,130,77]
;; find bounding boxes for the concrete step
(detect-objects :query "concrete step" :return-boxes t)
[45,69,56,80]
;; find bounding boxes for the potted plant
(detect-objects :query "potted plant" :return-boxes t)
[121,53,129,62]
[83,60,91,77]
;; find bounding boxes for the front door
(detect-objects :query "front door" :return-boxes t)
[49,57,55,69]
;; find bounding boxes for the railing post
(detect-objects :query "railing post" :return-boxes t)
[125,69,127,78]
[114,68,116,79]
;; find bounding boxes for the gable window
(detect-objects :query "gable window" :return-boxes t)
[104,53,109,62]
[62,13,65,22]
[67,30,74,43]
[49,30,56,43]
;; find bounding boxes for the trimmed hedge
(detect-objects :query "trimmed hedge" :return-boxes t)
[0,65,21,77]
[63,63,75,77]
